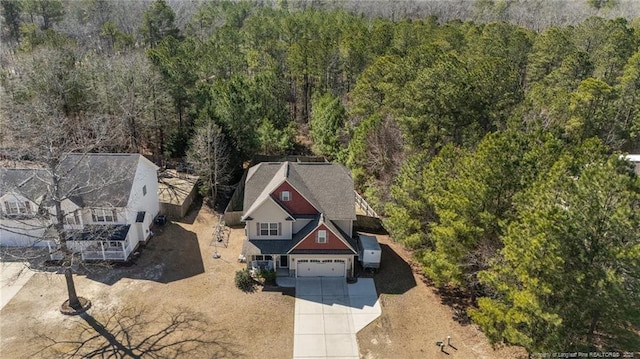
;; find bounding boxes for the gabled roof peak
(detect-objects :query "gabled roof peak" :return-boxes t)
[243,161,356,220]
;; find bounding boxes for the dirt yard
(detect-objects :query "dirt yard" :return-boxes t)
[356,235,528,359]
[1,204,527,358]
[0,204,294,358]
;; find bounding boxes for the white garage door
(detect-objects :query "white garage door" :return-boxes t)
[297,259,345,277]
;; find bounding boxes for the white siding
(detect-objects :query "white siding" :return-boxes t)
[0,220,48,247]
[332,219,353,238]
[80,207,127,225]
[0,192,37,216]
[245,199,292,240]
[124,157,159,243]
[58,199,82,229]
[0,192,48,246]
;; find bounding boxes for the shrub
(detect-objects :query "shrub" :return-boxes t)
[259,269,277,284]
[235,269,254,291]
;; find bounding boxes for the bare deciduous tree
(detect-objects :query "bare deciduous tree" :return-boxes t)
[187,122,232,209]
[1,46,131,312]
[365,116,404,199]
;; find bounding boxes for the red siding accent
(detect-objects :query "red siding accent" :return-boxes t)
[271,181,318,215]
[294,224,351,250]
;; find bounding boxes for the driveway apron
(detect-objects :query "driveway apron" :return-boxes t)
[293,277,380,359]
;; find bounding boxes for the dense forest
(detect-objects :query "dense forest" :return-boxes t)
[1,0,639,353]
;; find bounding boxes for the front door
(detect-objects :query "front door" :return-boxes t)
[280,255,288,268]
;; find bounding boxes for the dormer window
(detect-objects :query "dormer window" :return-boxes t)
[317,230,327,244]
[281,191,290,201]
[3,201,31,215]
[92,208,117,223]
[65,211,81,225]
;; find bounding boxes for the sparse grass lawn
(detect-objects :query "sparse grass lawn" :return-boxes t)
[1,205,527,358]
[356,235,528,359]
[0,205,294,358]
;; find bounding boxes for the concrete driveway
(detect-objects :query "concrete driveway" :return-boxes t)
[0,262,35,311]
[293,277,381,359]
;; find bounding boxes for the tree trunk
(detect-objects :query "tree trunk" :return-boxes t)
[65,268,81,309]
[587,309,600,346]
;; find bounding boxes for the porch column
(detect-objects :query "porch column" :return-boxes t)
[100,241,106,261]
[122,241,127,260]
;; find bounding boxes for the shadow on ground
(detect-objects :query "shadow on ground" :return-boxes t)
[434,284,474,325]
[261,283,296,298]
[32,305,242,358]
[357,243,416,296]
[353,215,388,235]
[170,199,202,225]
[84,222,205,285]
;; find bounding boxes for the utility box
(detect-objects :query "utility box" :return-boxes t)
[357,234,381,270]
[154,215,167,226]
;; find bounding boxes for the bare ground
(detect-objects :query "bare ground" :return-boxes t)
[0,204,294,358]
[1,205,526,358]
[356,235,528,359]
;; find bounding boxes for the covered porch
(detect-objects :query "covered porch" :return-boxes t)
[48,224,135,262]
[241,239,292,277]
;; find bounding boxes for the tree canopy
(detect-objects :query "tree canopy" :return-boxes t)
[1,0,639,352]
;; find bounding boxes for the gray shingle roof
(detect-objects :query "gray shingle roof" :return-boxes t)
[65,224,131,241]
[243,162,356,220]
[1,154,147,208]
[58,154,141,207]
[0,168,49,202]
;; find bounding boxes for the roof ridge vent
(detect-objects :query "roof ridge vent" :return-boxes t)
[285,161,290,177]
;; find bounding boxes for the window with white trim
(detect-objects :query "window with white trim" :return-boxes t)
[65,211,81,225]
[3,200,32,215]
[317,230,327,244]
[92,208,118,223]
[281,191,290,201]
[258,222,280,236]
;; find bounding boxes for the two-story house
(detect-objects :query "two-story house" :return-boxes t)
[241,161,357,277]
[0,153,159,261]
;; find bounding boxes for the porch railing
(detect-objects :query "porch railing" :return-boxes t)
[81,250,127,261]
[250,260,274,275]
[47,241,131,261]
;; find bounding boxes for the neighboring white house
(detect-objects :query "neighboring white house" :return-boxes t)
[0,153,159,261]
[626,154,640,175]
[240,161,358,278]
